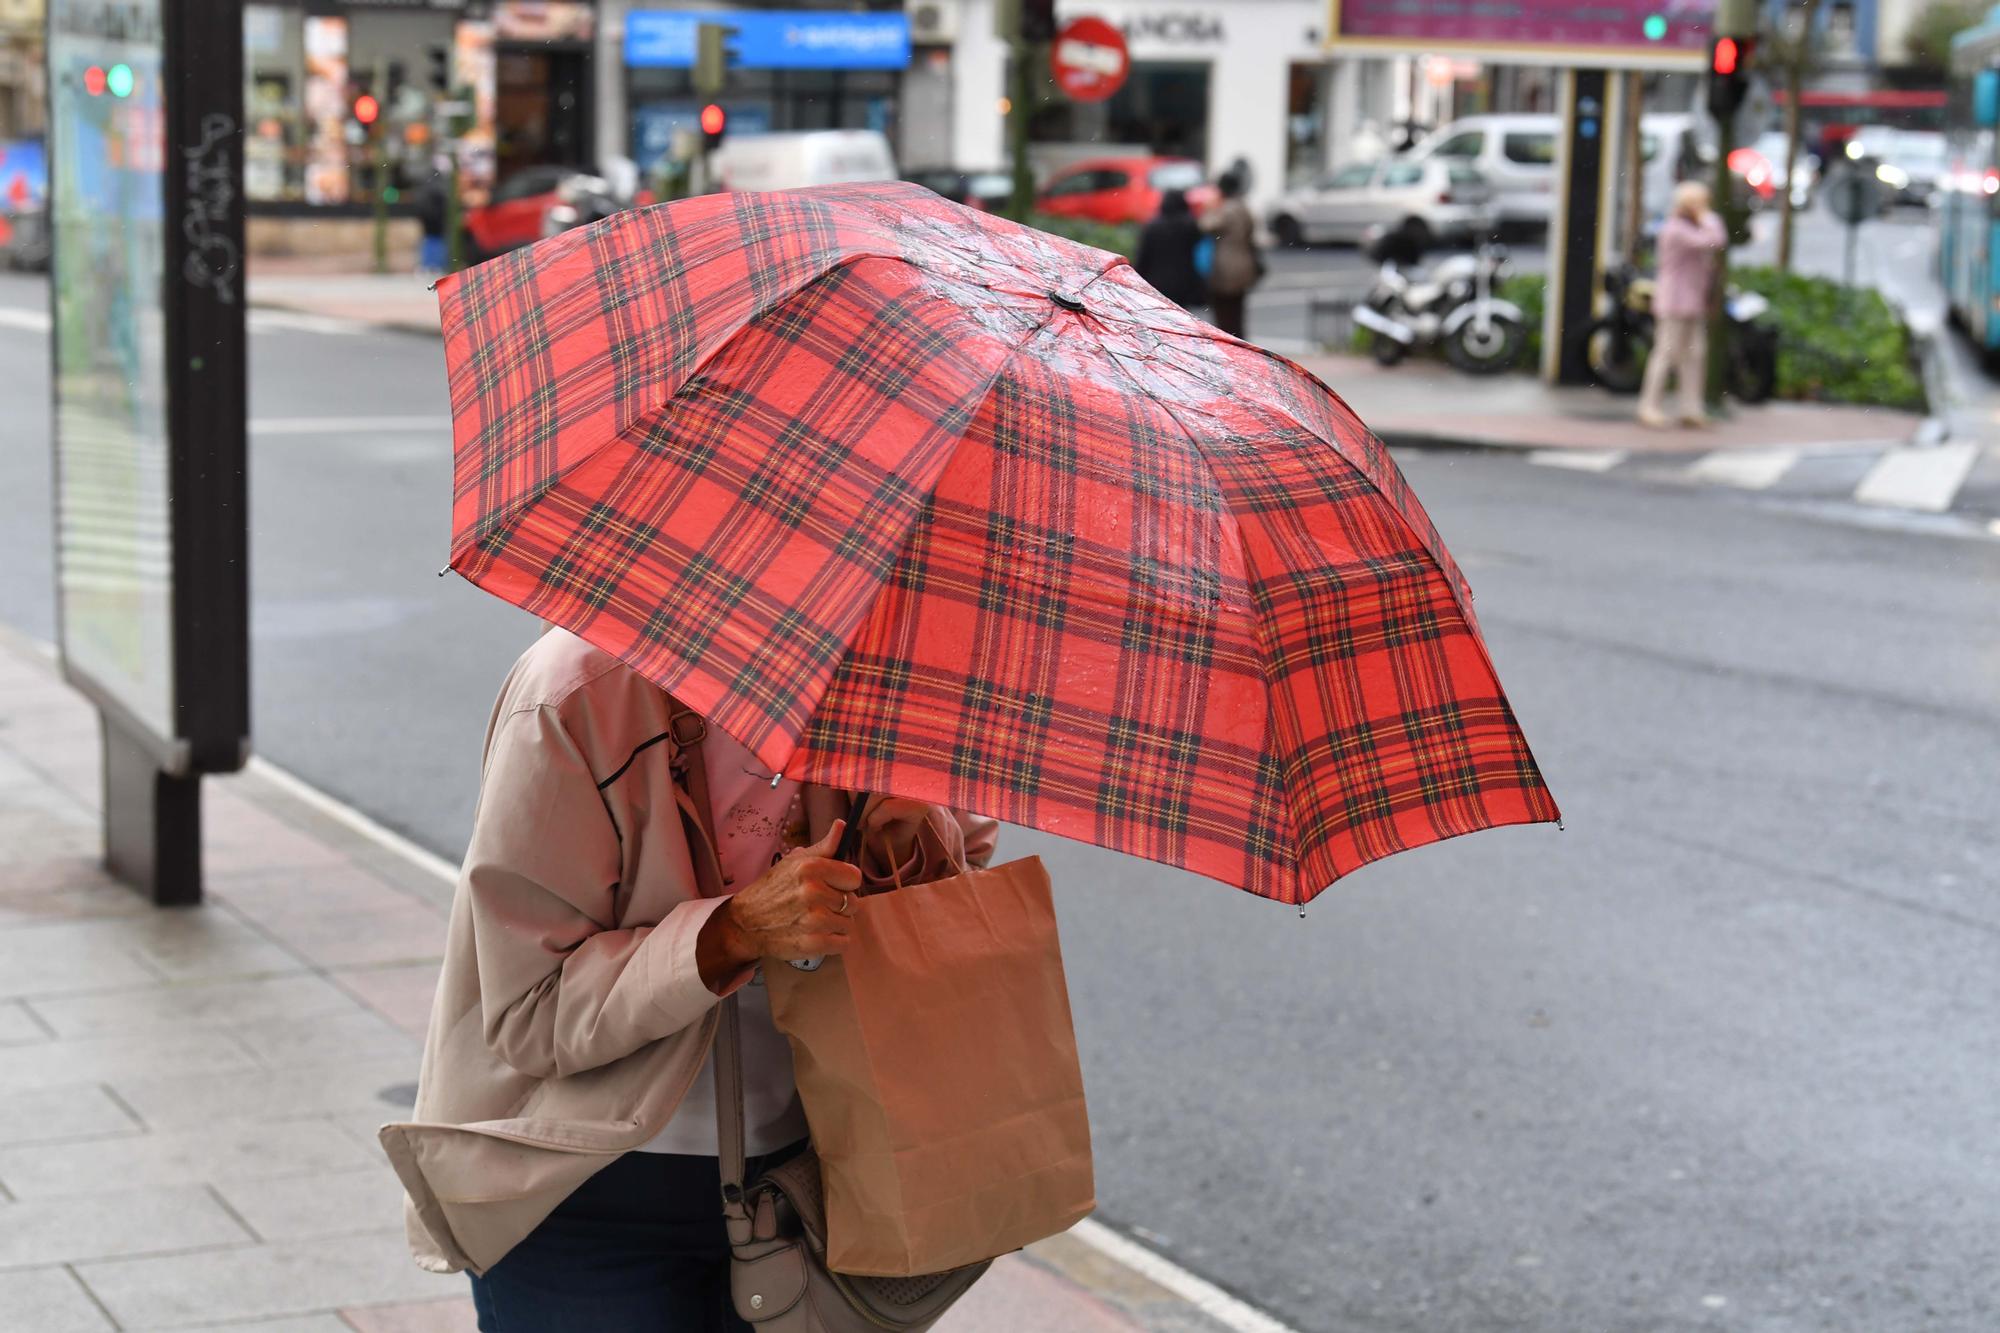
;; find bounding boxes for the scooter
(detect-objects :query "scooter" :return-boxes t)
[1580,262,1778,403]
[1354,238,1528,375]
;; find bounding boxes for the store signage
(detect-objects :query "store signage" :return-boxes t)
[1328,0,1712,67]
[625,9,911,70]
[1051,17,1128,103]
[1121,12,1224,45]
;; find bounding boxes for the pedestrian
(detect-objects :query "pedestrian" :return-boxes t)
[1134,188,1206,310]
[415,163,450,276]
[383,629,994,1330]
[1201,170,1262,339]
[1638,180,1726,429]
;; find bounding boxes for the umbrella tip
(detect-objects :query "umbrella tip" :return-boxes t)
[436,565,451,578]
[1298,904,1306,921]
[1556,817,1566,833]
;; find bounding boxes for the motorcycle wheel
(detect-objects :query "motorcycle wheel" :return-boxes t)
[1729,330,1778,404]
[1445,313,1525,375]
[1369,331,1408,367]
[1583,320,1648,394]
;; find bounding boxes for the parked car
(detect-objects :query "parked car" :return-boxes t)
[905,167,1013,211]
[1265,158,1493,248]
[715,130,898,193]
[1405,113,1558,230]
[1737,131,1819,210]
[0,135,48,272]
[464,165,628,258]
[1034,157,1218,224]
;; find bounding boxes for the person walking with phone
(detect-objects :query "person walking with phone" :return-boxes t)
[1638,180,1728,429]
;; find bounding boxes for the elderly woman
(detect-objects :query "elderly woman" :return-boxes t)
[1639,180,1728,429]
[382,628,994,1331]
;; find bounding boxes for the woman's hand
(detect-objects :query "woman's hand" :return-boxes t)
[697,822,861,992]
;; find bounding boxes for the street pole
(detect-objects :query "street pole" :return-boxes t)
[1708,0,1757,406]
[1007,39,1032,221]
[372,62,389,275]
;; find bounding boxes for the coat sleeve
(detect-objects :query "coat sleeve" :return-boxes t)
[464,704,731,1080]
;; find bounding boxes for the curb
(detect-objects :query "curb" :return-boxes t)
[248,296,441,340]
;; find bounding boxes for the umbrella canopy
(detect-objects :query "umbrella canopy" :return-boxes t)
[442,182,1557,905]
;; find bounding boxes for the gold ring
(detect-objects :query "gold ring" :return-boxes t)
[840,892,853,916]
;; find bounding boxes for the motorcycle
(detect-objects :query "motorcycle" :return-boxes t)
[1580,263,1778,404]
[1353,239,1528,376]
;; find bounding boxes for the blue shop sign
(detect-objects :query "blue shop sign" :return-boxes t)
[625,10,910,70]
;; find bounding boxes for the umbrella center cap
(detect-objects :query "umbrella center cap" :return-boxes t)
[1049,290,1088,314]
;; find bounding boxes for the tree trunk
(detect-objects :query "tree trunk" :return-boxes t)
[1777,59,1804,270]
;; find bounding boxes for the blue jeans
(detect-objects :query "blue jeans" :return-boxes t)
[468,1151,756,1332]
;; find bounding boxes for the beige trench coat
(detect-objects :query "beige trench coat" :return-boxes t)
[380,630,995,1274]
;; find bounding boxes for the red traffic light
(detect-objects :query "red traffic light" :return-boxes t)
[700,103,726,136]
[83,65,106,97]
[353,93,380,126]
[1712,36,1739,76]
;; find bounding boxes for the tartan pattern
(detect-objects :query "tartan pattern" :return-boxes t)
[442,182,1558,904]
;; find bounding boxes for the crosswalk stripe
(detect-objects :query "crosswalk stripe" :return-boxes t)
[247,309,369,336]
[1852,444,1980,513]
[250,414,444,436]
[1526,448,1628,472]
[1686,447,1802,490]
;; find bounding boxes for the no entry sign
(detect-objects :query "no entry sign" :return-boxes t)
[1051,17,1129,103]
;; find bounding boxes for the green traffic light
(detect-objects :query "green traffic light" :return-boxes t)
[383,186,401,203]
[1642,14,1667,40]
[106,63,134,97]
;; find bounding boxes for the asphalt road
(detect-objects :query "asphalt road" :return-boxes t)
[3,219,1998,1331]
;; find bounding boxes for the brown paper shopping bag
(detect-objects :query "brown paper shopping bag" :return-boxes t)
[763,853,1095,1278]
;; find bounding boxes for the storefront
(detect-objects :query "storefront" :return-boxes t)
[242,0,599,213]
[946,0,1336,206]
[620,6,909,180]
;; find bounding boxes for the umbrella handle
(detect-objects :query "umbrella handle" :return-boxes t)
[789,791,871,972]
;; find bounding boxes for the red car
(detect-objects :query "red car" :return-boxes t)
[1034,157,1218,224]
[465,166,649,258]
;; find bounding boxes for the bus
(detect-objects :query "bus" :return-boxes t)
[1941,15,2000,354]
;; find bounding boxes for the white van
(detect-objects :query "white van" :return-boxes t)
[1407,114,1559,228]
[713,130,898,193]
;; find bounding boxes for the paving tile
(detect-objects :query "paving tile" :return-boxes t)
[27,974,359,1039]
[0,1028,259,1095]
[331,963,441,1038]
[0,1001,48,1046]
[0,1265,116,1330]
[112,909,308,984]
[111,1056,422,1130]
[230,1009,421,1070]
[244,900,448,971]
[0,1084,141,1148]
[945,1252,1149,1333]
[202,795,349,875]
[77,1229,443,1329]
[166,1319,351,1333]
[0,920,161,1000]
[215,1167,405,1242]
[0,877,153,926]
[338,1296,479,1333]
[0,1184,252,1268]
[0,1118,375,1198]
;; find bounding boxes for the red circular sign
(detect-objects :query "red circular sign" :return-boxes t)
[1050,17,1129,103]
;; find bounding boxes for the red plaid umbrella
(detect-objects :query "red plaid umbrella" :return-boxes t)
[441,183,1557,905]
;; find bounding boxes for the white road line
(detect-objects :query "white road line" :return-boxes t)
[1526,448,1627,472]
[244,754,1304,1333]
[0,306,49,332]
[1853,443,1980,513]
[1687,447,1802,490]
[1987,518,2000,539]
[1069,1219,1302,1333]
[247,308,369,336]
[250,414,446,436]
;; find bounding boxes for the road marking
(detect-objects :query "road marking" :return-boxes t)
[247,308,370,336]
[1069,1219,1303,1333]
[250,414,446,436]
[0,306,49,332]
[1988,518,2000,539]
[1853,443,1979,512]
[1527,448,1627,472]
[240,754,1307,1333]
[1687,447,1802,490]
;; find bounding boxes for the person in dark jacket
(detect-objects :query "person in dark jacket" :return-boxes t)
[1134,189,1206,310]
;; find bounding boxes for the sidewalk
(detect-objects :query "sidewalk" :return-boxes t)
[243,270,1928,456]
[0,627,1267,1333]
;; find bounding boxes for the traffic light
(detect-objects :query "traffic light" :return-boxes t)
[426,45,450,93]
[701,103,727,153]
[1707,35,1754,120]
[694,22,737,97]
[1642,13,1668,40]
[352,93,380,128]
